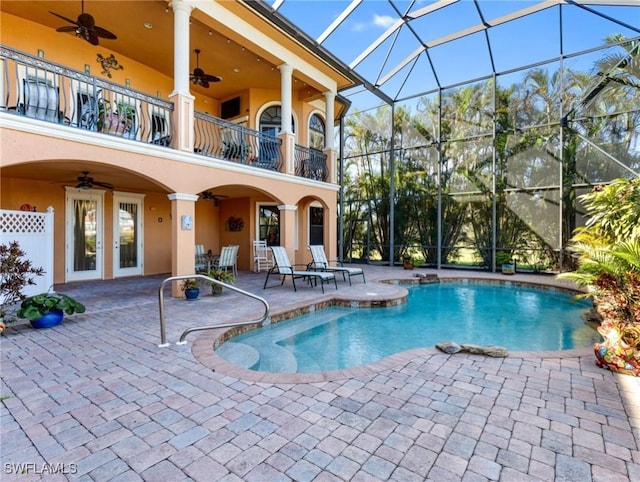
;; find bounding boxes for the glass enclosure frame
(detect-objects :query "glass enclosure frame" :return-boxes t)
[338,36,640,273]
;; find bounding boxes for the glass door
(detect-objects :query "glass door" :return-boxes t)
[258,205,280,246]
[66,188,104,281]
[113,193,144,277]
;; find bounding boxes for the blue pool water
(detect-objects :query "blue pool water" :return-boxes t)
[216,282,599,373]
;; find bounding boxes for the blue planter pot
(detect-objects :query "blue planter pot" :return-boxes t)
[184,288,200,300]
[30,310,64,329]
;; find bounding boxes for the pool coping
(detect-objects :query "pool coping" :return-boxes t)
[191,275,597,383]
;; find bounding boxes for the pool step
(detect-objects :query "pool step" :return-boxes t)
[255,343,298,373]
[215,342,260,369]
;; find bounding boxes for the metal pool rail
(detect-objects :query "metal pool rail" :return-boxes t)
[158,274,270,347]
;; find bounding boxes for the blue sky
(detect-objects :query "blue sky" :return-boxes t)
[270,1,639,109]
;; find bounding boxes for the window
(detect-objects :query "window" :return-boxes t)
[260,105,295,135]
[309,206,324,245]
[309,113,325,150]
[259,205,280,246]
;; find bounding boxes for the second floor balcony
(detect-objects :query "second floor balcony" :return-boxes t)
[0,46,329,182]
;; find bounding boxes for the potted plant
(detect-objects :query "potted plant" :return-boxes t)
[496,251,515,274]
[17,292,86,329]
[206,268,235,294]
[181,278,200,300]
[0,241,45,334]
[98,101,135,135]
[402,255,415,270]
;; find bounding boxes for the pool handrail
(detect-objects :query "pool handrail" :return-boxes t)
[158,274,270,347]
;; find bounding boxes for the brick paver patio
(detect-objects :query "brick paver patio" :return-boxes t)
[1,267,639,481]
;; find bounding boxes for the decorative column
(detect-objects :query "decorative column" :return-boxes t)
[323,90,337,184]
[278,64,295,175]
[278,204,298,263]
[169,0,195,153]
[279,64,293,133]
[168,192,199,297]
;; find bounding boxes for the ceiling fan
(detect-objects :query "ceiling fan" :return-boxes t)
[190,49,222,88]
[50,0,117,46]
[74,171,114,190]
[200,191,228,206]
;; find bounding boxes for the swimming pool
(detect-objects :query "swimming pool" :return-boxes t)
[216,281,599,373]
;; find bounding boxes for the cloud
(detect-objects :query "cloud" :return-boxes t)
[373,14,395,29]
[351,14,395,32]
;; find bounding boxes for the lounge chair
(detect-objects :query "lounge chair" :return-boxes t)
[308,245,365,285]
[264,246,337,293]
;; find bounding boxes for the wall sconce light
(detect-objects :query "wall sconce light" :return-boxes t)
[37,49,45,58]
[125,78,131,87]
[96,53,124,78]
[84,64,91,74]
[157,91,162,98]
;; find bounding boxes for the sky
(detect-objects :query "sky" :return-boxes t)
[268,0,639,110]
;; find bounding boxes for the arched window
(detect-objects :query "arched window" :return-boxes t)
[259,105,295,137]
[309,113,325,150]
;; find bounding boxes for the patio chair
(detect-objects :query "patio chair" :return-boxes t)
[308,245,365,285]
[215,245,239,277]
[264,246,337,293]
[252,240,273,272]
[195,244,207,273]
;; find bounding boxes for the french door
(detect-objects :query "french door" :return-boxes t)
[66,188,104,281]
[113,193,144,277]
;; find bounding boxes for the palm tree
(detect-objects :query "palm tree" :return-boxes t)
[558,177,640,376]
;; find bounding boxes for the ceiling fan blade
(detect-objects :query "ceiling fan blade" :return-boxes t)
[50,11,79,26]
[56,26,78,33]
[93,26,117,39]
[85,30,100,45]
[94,181,114,189]
[203,74,222,82]
[201,80,210,89]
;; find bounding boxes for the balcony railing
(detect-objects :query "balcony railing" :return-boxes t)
[194,111,283,171]
[0,46,174,146]
[1,46,327,183]
[294,145,328,181]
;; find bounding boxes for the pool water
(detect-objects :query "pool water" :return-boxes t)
[216,282,599,373]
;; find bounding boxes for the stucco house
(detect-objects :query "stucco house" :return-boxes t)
[0,0,360,295]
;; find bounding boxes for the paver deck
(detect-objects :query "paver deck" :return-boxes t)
[1,266,639,481]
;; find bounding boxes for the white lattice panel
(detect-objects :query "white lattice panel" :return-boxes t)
[0,211,47,233]
[0,208,54,296]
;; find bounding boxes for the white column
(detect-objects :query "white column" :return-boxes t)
[279,64,293,134]
[324,90,335,149]
[171,0,193,96]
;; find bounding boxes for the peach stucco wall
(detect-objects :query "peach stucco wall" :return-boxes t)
[1,126,338,283]
[1,11,339,284]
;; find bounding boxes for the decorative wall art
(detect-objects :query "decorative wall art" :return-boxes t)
[96,53,124,78]
[225,216,244,232]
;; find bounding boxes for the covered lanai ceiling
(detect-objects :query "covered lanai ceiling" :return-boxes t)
[253,0,639,109]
